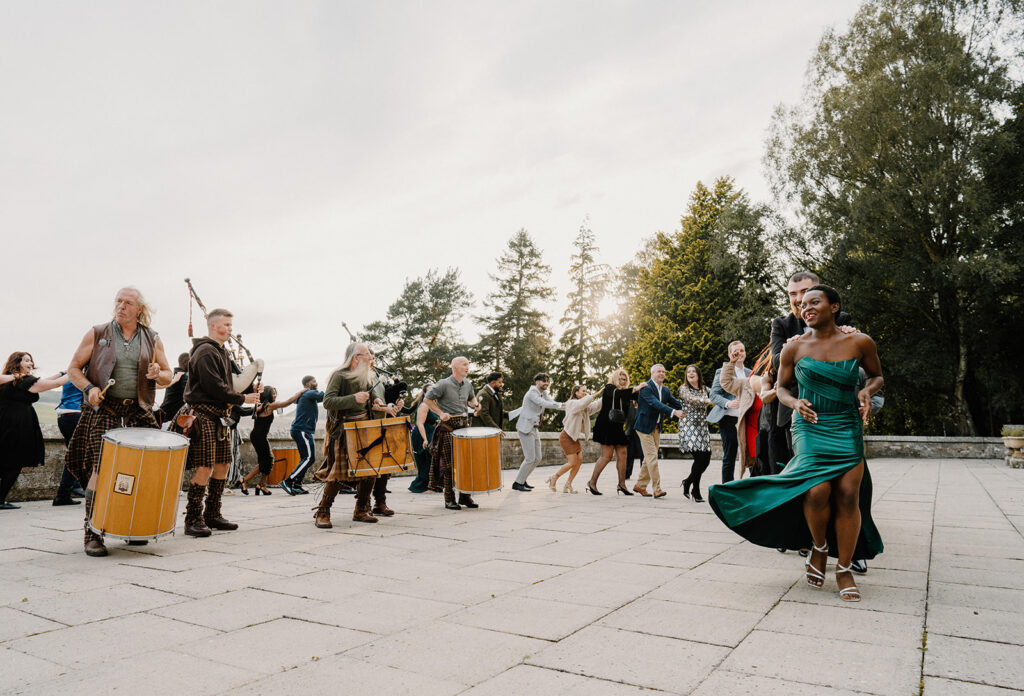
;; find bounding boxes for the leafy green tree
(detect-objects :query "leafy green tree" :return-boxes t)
[766,0,1024,435]
[625,178,782,390]
[475,229,555,405]
[593,237,657,381]
[361,268,473,389]
[553,221,611,391]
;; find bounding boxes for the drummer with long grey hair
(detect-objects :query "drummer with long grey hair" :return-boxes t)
[65,287,174,557]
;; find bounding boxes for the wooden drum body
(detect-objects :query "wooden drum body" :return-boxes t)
[452,427,502,494]
[343,417,414,478]
[269,447,299,485]
[90,428,189,541]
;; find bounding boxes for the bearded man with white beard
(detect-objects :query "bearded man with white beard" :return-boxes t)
[312,342,386,527]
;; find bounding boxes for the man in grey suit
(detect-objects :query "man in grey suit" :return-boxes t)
[707,341,751,484]
[509,373,564,492]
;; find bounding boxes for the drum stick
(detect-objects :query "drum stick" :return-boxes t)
[99,379,116,397]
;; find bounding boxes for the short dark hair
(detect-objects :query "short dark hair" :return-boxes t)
[177,352,190,370]
[533,372,550,383]
[789,271,820,285]
[807,284,841,309]
[301,375,316,387]
[486,372,503,384]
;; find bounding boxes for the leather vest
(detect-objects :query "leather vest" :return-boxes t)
[84,322,157,410]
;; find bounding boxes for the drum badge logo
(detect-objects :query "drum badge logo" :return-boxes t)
[114,473,136,495]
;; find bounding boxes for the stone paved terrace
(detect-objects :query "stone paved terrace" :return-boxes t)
[3,457,1023,695]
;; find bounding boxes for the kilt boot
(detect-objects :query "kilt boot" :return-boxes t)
[203,478,238,531]
[352,479,377,523]
[442,463,460,509]
[314,481,341,529]
[184,483,212,537]
[371,475,394,517]
[83,491,108,557]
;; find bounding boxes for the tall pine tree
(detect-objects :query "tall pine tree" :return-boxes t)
[475,229,554,404]
[624,177,780,388]
[553,221,610,391]
[361,268,473,388]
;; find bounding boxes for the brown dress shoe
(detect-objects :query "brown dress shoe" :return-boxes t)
[314,511,333,529]
[204,516,239,531]
[352,509,378,523]
[371,504,395,517]
[633,486,652,497]
[184,520,213,537]
[84,539,108,557]
[653,490,667,498]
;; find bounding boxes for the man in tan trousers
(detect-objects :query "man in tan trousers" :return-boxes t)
[631,364,684,498]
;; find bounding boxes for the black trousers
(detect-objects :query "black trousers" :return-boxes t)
[625,431,642,479]
[55,413,83,498]
[719,415,738,483]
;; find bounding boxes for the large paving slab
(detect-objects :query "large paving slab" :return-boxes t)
[1,458,1022,694]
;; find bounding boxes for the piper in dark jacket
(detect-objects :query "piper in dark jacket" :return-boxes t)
[474,372,504,429]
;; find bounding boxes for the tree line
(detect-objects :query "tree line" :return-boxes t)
[362,0,1024,437]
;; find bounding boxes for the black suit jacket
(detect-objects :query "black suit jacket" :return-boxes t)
[474,385,503,429]
[770,310,853,426]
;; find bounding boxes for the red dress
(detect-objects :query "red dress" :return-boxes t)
[745,394,763,468]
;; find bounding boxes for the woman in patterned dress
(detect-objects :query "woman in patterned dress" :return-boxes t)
[677,364,712,502]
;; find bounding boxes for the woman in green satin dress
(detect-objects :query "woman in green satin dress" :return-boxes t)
[709,285,883,602]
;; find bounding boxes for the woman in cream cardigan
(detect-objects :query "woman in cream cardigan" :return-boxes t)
[547,384,605,493]
[718,357,764,481]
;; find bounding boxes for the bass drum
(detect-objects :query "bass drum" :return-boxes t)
[90,427,189,541]
[452,427,502,494]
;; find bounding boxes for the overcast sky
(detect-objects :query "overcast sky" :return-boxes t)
[1,0,862,393]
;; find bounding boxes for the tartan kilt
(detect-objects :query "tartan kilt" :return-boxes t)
[315,412,368,483]
[65,400,159,485]
[430,415,469,475]
[171,403,231,469]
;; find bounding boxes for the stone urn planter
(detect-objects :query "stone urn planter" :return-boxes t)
[1002,426,1024,469]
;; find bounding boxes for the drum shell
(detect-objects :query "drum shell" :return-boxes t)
[342,417,414,478]
[269,447,300,485]
[452,427,502,494]
[90,428,189,541]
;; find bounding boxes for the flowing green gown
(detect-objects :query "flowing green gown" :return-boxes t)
[708,357,883,559]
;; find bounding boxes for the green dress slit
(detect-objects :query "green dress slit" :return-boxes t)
[708,357,883,560]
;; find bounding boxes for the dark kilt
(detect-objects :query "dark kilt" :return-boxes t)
[65,399,159,485]
[172,403,231,469]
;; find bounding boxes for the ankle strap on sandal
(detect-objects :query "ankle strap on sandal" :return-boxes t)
[812,541,828,553]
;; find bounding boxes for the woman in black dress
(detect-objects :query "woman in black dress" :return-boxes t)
[239,386,303,495]
[586,368,638,496]
[0,352,69,509]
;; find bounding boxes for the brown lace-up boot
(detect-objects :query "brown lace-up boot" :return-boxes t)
[184,483,212,537]
[371,475,394,517]
[83,491,108,556]
[352,479,377,523]
[314,482,341,528]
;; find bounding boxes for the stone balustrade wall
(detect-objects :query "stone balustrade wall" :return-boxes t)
[9,424,1008,501]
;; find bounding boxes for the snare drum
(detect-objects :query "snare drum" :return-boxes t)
[90,427,189,541]
[452,427,502,494]
[343,417,414,478]
[269,447,300,485]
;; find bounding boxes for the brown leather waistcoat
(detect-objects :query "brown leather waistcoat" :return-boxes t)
[84,322,157,410]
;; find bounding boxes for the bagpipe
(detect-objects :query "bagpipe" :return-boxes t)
[185,278,264,393]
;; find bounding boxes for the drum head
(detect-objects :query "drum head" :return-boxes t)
[453,427,501,439]
[103,427,190,449]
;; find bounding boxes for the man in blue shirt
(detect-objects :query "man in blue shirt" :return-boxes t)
[281,376,324,495]
[53,382,86,506]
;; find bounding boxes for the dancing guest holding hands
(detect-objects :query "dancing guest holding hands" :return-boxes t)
[547,384,604,493]
[632,364,684,498]
[0,353,69,509]
[708,285,883,602]
[587,368,636,495]
[677,365,712,502]
[240,385,304,495]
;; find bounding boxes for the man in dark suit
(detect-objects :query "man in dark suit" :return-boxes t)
[632,364,684,498]
[474,372,504,429]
